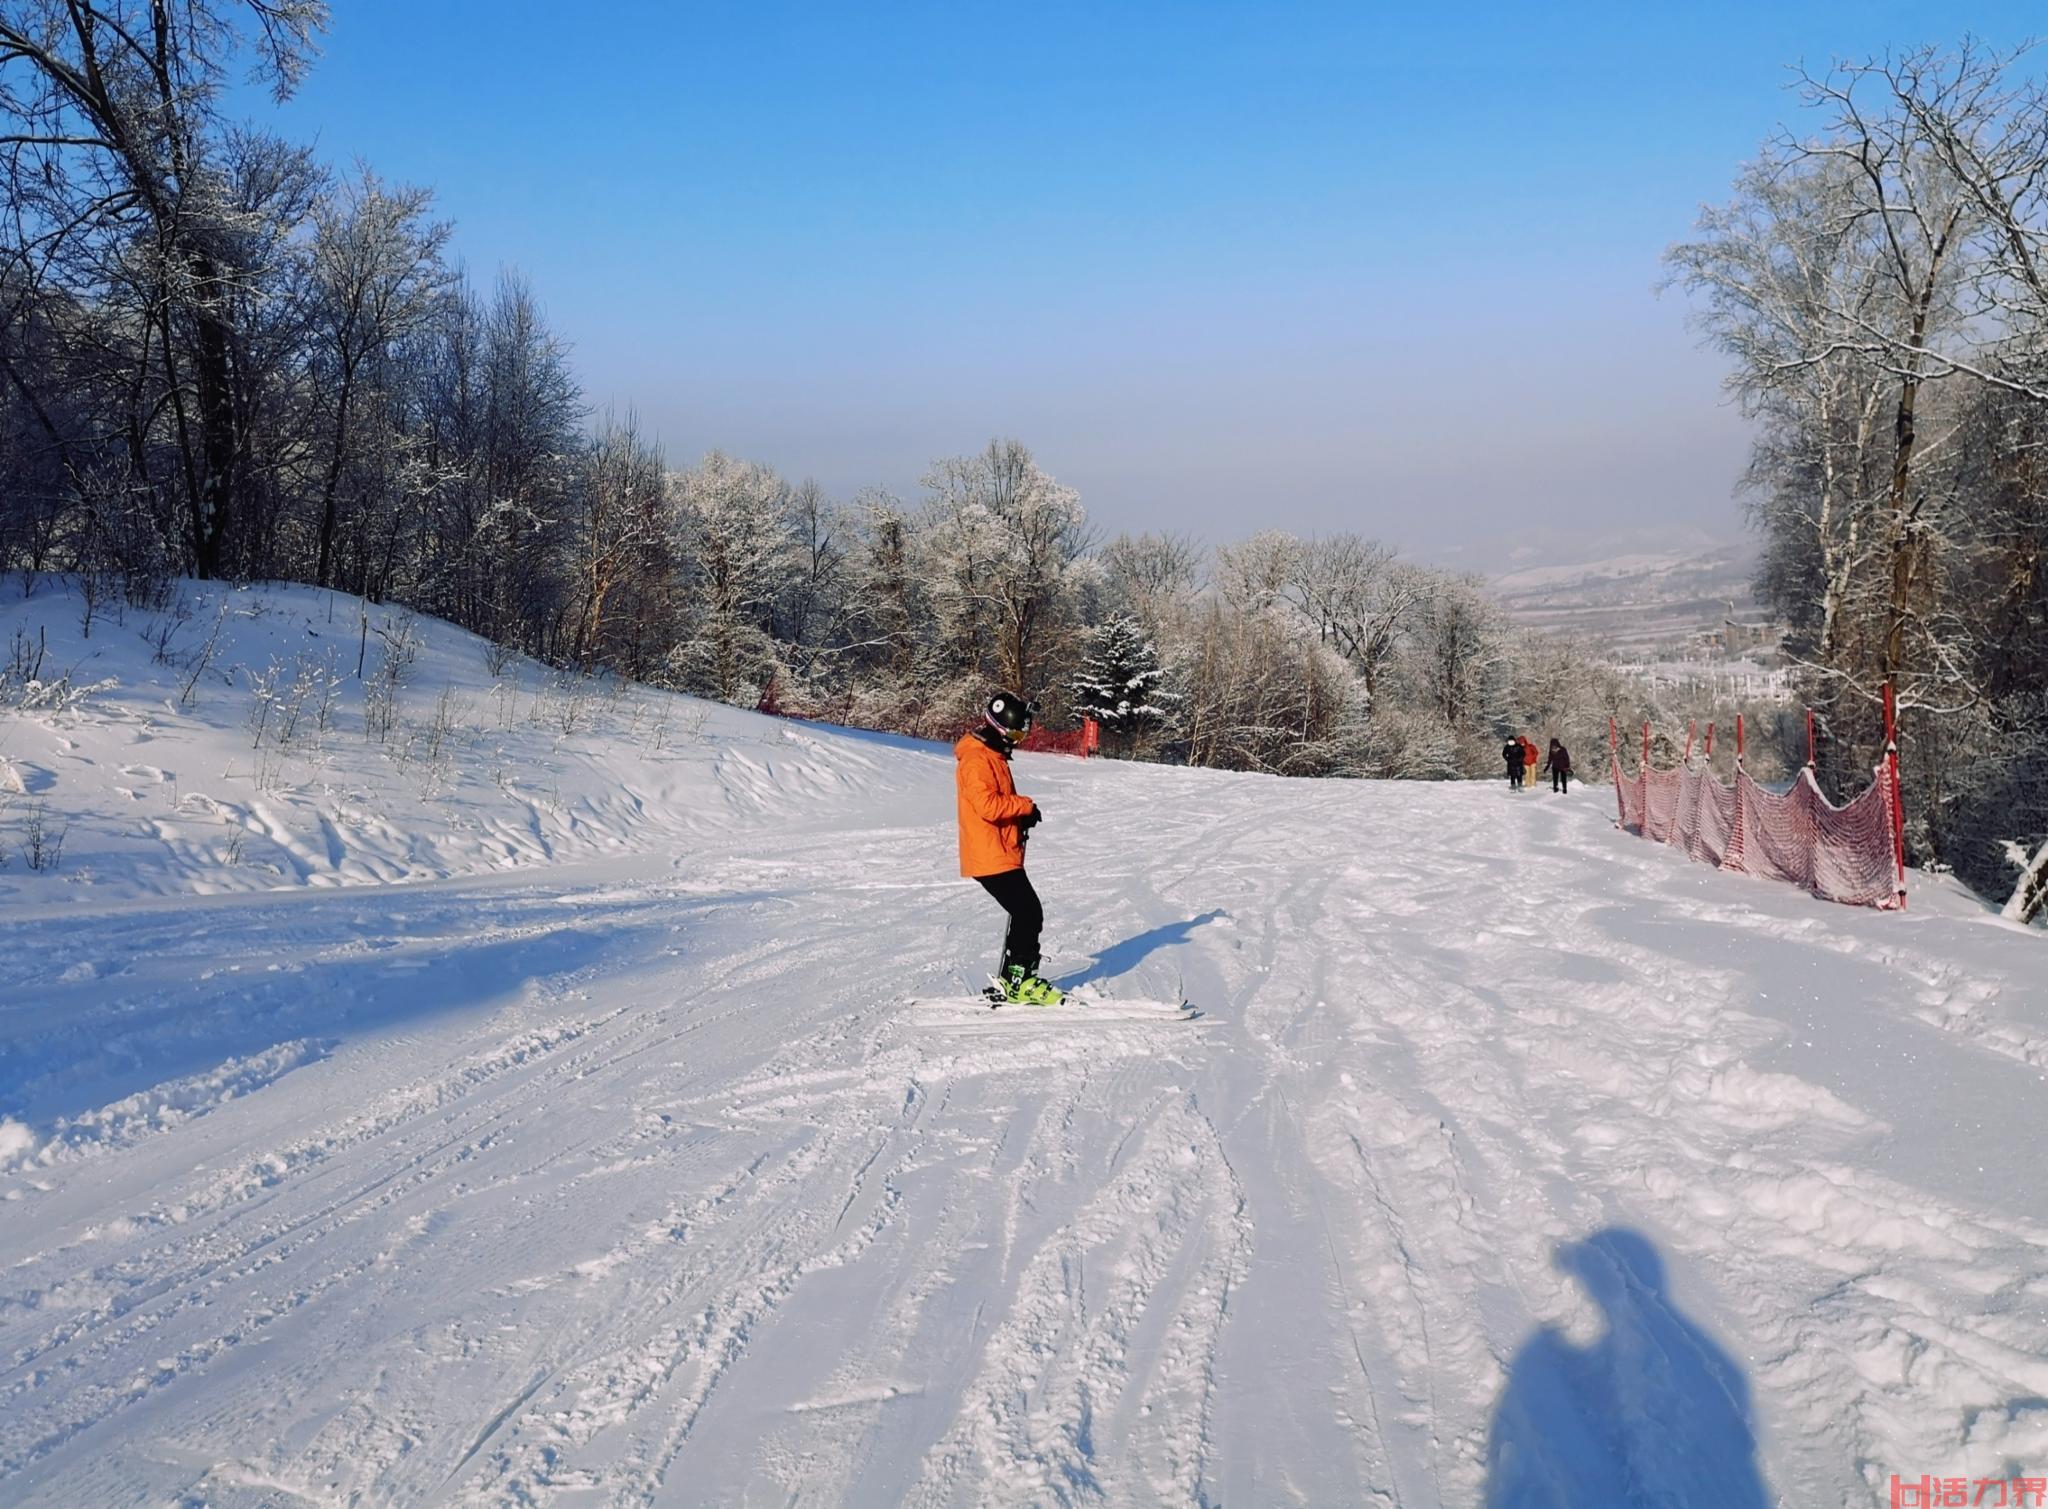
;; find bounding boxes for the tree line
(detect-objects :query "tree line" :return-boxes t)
[0,2,1679,776]
[1669,40,2048,919]
[11,5,2019,909]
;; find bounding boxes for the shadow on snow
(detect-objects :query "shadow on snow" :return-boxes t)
[0,883,785,1127]
[1057,909,1227,990]
[1485,1227,1771,1509]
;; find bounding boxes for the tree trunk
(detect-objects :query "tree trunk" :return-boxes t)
[1883,372,1920,685]
[1882,216,1958,687]
[186,255,243,580]
[2003,835,2048,924]
[1989,532,2039,700]
[315,364,357,588]
[1814,381,1843,664]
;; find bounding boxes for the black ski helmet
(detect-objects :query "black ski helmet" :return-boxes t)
[984,691,1033,738]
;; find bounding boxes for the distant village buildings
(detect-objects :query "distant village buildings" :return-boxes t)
[1606,601,1792,702]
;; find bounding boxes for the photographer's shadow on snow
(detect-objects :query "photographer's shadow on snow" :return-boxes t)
[1485,1228,1771,1509]
[1059,909,1226,990]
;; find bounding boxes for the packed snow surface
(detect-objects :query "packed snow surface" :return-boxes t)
[1,583,2044,1507]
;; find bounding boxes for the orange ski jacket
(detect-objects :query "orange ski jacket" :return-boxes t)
[955,732,1036,877]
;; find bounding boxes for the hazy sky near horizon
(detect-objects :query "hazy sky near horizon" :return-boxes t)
[262,2,2041,560]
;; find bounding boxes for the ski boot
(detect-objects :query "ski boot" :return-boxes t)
[993,966,1066,1007]
[1023,974,1066,1005]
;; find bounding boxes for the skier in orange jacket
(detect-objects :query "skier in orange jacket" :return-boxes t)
[957,691,1062,1005]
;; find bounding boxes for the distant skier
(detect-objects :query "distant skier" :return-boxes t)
[957,692,1063,1005]
[1503,736,1526,789]
[1545,738,1572,793]
[1522,736,1540,790]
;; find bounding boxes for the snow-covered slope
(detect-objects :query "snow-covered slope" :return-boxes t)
[2,583,2044,1507]
[0,581,929,903]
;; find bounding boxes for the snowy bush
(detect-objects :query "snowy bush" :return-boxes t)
[1,626,118,719]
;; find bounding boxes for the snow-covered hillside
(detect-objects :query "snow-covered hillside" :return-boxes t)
[2,583,2044,1507]
[0,582,931,905]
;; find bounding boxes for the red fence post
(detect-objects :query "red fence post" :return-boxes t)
[1806,708,1817,768]
[1642,722,1651,772]
[1683,720,1696,763]
[1704,722,1715,759]
[1885,683,1907,908]
[1736,714,1745,764]
[1083,717,1099,757]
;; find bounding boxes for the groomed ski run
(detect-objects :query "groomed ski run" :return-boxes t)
[1,585,2044,1506]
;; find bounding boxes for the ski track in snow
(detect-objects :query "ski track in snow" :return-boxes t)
[2,595,2047,1505]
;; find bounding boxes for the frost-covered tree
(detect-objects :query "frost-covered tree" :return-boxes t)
[1174,592,1366,778]
[0,0,328,580]
[1669,40,2048,910]
[775,480,848,665]
[1400,575,1512,768]
[670,451,792,704]
[1100,531,1201,638]
[841,491,924,716]
[410,273,582,655]
[568,414,672,673]
[1282,534,1431,710]
[307,169,452,590]
[919,439,1087,705]
[1072,613,1172,755]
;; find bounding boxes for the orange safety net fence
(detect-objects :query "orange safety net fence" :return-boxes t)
[1609,693,1907,911]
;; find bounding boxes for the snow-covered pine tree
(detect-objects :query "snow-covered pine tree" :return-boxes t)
[1072,613,1173,755]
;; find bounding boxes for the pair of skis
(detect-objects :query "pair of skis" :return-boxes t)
[968,977,1201,1022]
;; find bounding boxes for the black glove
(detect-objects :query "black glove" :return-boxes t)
[1019,804,1043,831]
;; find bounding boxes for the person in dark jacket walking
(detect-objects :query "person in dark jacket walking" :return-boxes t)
[1503,737,1525,789]
[1544,738,1572,793]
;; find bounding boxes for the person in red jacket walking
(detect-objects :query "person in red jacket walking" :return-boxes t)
[957,691,1062,1005]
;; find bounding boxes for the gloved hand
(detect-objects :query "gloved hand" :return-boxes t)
[1019,803,1043,831]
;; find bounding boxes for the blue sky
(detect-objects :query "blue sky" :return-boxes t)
[257,2,2042,561]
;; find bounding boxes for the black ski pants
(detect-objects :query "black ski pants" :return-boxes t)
[1507,757,1524,789]
[1551,765,1570,793]
[976,868,1042,978]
